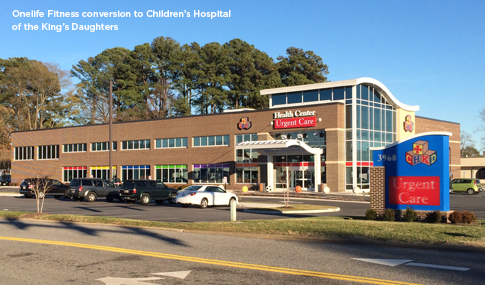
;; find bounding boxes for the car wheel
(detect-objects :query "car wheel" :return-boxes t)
[228,197,236,207]
[181,204,190,208]
[200,198,208,209]
[86,192,97,202]
[140,194,150,205]
[38,192,45,199]
[24,194,33,198]
[467,188,475,195]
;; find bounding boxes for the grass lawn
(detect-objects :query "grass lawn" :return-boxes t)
[1,210,483,248]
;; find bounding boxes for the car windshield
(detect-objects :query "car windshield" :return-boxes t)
[156,182,167,188]
[181,185,203,191]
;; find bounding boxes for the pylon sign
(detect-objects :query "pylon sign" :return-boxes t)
[372,132,451,211]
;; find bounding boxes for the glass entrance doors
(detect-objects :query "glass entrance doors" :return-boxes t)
[275,167,315,190]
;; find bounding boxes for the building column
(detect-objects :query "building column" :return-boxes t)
[314,152,321,192]
[267,155,274,191]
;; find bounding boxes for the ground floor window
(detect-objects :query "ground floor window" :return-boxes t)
[122,165,150,181]
[346,166,369,190]
[63,166,87,183]
[155,165,188,183]
[236,165,258,184]
[193,164,230,184]
[91,166,117,180]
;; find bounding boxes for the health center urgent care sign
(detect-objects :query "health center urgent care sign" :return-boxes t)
[371,132,451,211]
[273,110,316,129]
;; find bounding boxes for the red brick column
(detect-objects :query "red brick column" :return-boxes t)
[370,167,386,215]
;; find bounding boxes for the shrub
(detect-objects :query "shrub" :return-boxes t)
[449,211,462,224]
[461,210,477,224]
[426,210,442,223]
[403,207,417,222]
[382,209,395,222]
[365,209,377,220]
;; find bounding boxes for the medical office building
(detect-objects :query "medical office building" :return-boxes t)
[11,77,461,192]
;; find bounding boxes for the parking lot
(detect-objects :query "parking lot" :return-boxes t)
[1,186,484,221]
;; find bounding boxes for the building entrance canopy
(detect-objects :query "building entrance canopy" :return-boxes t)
[235,139,323,155]
[235,140,323,191]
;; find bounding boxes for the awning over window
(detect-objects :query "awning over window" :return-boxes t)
[235,140,323,155]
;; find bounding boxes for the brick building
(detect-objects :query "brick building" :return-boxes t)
[11,77,461,192]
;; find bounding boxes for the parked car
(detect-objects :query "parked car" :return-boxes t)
[175,185,238,209]
[68,178,121,202]
[119,180,178,205]
[19,178,69,199]
[0,174,11,186]
[451,178,483,195]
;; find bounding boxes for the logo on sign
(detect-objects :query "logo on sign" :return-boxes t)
[403,115,414,132]
[405,140,436,166]
[237,117,252,130]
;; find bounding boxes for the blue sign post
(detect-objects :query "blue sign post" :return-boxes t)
[372,132,451,211]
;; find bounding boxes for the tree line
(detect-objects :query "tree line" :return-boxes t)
[71,37,329,124]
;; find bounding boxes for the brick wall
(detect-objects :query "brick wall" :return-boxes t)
[370,167,386,215]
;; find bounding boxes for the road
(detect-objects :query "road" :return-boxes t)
[0,219,483,284]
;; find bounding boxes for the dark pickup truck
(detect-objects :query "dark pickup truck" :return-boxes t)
[119,179,178,205]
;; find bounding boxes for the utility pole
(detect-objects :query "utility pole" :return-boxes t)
[109,80,113,181]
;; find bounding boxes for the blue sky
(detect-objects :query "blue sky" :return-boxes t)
[2,0,485,149]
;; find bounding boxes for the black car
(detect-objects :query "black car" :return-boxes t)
[68,178,121,202]
[0,174,11,186]
[119,180,178,205]
[19,178,69,199]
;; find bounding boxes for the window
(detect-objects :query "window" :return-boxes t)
[193,164,230,184]
[63,167,87,183]
[235,134,259,184]
[63,143,87,153]
[303,90,319,102]
[155,165,188,183]
[38,145,59,160]
[155,138,188,149]
[91,142,117,152]
[287,91,302,104]
[122,165,150,181]
[121,140,150,150]
[91,166,117,180]
[14,146,34,161]
[193,135,230,147]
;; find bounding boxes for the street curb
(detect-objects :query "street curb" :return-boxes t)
[244,207,340,214]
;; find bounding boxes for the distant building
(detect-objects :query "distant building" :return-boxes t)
[11,77,460,192]
[459,157,485,179]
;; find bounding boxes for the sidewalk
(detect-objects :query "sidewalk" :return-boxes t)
[233,190,370,202]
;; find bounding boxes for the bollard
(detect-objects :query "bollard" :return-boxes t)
[230,198,237,221]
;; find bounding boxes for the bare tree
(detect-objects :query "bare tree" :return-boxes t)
[29,176,54,213]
